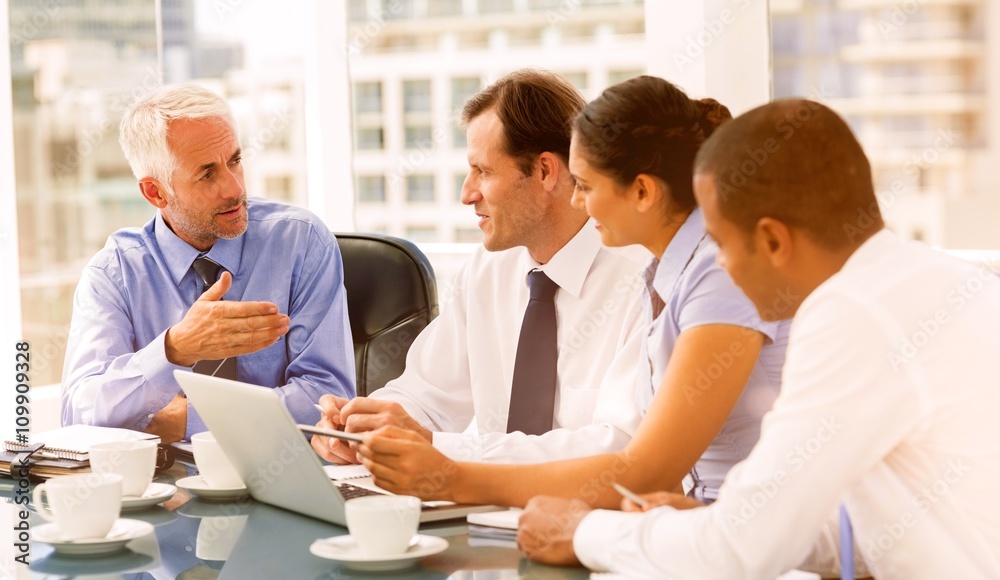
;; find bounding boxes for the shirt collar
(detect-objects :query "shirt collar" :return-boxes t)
[652,208,708,301]
[518,219,603,299]
[840,228,896,274]
[154,210,245,286]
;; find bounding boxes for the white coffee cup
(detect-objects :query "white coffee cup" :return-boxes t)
[89,440,158,497]
[191,432,243,489]
[345,495,421,556]
[32,473,123,540]
[196,514,249,561]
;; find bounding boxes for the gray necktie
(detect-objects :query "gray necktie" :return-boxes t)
[506,270,559,435]
[190,256,238,380]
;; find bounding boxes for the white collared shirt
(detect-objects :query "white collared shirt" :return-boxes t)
[575,230,1000,578]
[372,221,648,463]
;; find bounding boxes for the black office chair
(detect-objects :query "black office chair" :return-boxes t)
[335,233,439,397]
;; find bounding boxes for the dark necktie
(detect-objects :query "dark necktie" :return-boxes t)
[506,270,559,435]
[190,256,238,380]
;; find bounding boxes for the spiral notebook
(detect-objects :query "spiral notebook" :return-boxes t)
[3,425,159,462]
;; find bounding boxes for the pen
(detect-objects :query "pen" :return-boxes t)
[612,482,649,508]
[314,403,324,413]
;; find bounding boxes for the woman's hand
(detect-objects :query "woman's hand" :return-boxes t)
[357,426,459,501]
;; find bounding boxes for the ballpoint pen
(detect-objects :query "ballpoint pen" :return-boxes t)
[612,482,649,508]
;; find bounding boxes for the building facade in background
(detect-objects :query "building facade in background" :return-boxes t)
[345,0,646,243]
[772,0,1000,248]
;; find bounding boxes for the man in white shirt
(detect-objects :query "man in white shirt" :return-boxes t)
[518,99,1000,578]
[312,70,646,466]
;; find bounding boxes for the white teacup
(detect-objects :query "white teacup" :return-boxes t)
[89,440,158,497]
[32,473,123,540]
[192,432,243,489]
[345,495,421,556]
[196,514,249,561]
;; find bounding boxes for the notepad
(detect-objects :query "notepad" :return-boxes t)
[323,464,372,480]
[467,508,521,530]
[3,425,159,462]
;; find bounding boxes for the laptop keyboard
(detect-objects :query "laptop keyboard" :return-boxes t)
[336,482,387,501]
[335,482,453,512]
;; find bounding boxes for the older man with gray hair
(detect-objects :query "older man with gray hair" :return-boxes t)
[62,83,355,443]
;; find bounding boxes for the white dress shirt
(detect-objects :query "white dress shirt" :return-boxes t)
[575,230,1000,579]
[371,221,648,463]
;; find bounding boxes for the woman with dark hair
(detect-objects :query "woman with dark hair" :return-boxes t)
[355,76,789,510]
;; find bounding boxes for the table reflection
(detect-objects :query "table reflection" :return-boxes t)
[0,464,588,579]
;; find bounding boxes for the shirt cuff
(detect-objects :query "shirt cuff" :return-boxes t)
[432,432,483,463]
[574,509,636,572]
[131,330,190,430]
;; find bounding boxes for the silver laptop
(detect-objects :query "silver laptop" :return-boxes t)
[175,370,500,525]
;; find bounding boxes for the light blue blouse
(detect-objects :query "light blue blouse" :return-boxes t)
[636,208,789,501]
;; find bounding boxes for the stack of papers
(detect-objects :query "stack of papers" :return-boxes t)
[1,425,159,480]
[467,508,521,543]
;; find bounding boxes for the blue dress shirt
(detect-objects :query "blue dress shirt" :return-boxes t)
[61,197,356,436]
[636,208,790,501]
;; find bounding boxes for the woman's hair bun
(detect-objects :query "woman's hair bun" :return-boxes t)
[695,98,733,137]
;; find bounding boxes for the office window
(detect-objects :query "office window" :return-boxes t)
[348,0,370,21]
[480,0,514,13]
[341,0,651,249]
[357,175,386,202]
[387,0,416,19]
[265,175,294,201]
[405,125,433,149]
[531,0,565,10]
[450,77,480,148]
[608,68,643,85]
[406,226,438,242]
[767,3,995,247]
[354,82,382,114]
[406,175,436,202]
[454,173,467,201]
[429,0,463,17]
[403,80,432,112]
[452,77,481,108]
[560,72,588,94]
[455,228,483,243]
[356,127,384,150]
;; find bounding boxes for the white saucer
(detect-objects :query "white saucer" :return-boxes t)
[309,534,448,572]
[34,518,155,556]
[175,475,249,501]
[121,483,177,511]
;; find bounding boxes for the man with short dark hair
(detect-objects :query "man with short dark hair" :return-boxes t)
[518,99,1000,578]
[312,69,647,466]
